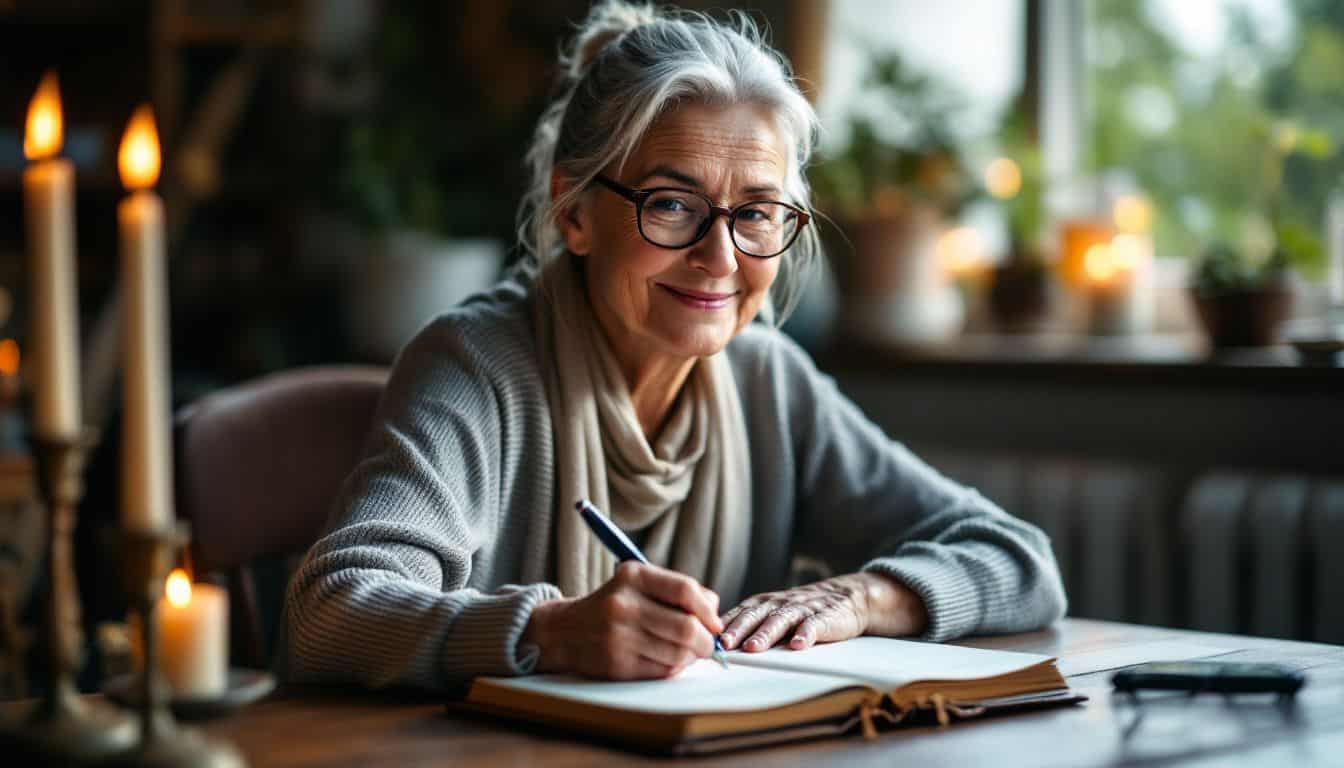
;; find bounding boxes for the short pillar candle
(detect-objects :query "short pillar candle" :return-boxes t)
[158,569,228,698]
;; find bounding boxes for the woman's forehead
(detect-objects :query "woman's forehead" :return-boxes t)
[625,103,789,186]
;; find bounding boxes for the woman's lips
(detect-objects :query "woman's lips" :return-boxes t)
[658,284,738,310]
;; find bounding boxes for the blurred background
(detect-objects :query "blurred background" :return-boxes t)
[0,0,1342,695]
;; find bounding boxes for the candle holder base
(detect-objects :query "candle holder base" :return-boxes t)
[1,694,138,765]
[0,427,139,764]
[119,524,248,768]
[103,717,245,768]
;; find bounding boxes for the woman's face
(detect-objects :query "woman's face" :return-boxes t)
[560,102,789,372]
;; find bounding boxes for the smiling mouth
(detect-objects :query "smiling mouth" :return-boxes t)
[659,284,739,309]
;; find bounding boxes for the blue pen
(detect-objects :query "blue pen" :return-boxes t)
[575,499,730,669]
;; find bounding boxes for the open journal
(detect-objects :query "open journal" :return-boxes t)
[458,636,1085,754]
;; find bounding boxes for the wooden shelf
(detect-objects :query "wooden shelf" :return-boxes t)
[818,332,1344,394]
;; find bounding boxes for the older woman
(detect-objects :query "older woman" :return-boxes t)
[284,1,1065,691]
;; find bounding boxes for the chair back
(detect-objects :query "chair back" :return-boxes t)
[174,365,388,668]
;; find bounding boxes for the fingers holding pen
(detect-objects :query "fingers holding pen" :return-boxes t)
[529,563,724,680]
[615,561,723,635]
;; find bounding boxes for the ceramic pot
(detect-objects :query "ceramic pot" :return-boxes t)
[347,230,503,361]
[988,259,1056,333]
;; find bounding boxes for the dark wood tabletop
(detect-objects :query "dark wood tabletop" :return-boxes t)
[195,618,1344,767]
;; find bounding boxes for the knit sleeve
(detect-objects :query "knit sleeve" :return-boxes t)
[771,335,1067,641]
[282,316,562,692]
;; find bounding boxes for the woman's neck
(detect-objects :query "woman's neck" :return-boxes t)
[623,354,697,441]
[577,260,697,440]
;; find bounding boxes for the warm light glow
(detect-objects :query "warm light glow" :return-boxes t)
[166,568,192,608]
[1083,243,1118,283]
[0,340,18,376]
[1113,195,1153,234]
[984,157,1022,200]
[1110,233,1149,270]
[118,105,161,190]
[24,71,63,161]
[936,226,989,278]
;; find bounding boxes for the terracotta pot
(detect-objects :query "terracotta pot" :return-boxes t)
[1191,285,1293,348]
[828,207,962,342]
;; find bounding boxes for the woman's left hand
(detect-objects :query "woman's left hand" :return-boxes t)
[719,572,928,652]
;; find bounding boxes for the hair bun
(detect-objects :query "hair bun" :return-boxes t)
[567,0,660,80]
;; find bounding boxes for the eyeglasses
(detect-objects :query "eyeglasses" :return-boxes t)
[593,174,810,259]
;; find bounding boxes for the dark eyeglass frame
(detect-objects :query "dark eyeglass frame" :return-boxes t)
[593,174,810,259]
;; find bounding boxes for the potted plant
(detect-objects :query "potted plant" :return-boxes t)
[334,115,506,361]
[983,113,1057,333]
[1191,242,1299,348]
[324,5,537,360]
[810,51,978,343]
[1189,120,1334,348]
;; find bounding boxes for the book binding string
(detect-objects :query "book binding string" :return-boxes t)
[853,693,990,738]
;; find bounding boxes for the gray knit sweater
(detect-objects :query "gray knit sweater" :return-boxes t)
[282,274,1067,693]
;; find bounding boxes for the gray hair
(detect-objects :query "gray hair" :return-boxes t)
[517,0,822,324]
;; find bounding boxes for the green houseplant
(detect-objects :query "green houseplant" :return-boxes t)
[325,5,539,360]
[1190,119,1334,347]
[809,51,978,343]
[983,112,1057,332]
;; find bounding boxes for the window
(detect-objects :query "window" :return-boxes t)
[1087,0,1344,275]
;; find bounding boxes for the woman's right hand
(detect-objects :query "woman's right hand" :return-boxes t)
[523,562,723,680]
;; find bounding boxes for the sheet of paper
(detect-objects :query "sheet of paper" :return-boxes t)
[1054,641,1232,678]
[729,636,1053,689]
[480,657,862,714]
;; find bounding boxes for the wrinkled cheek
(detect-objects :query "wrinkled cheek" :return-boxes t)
[737,292,768,328]
[620,273,651,321]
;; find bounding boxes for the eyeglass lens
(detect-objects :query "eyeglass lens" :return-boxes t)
[640,189,800,256]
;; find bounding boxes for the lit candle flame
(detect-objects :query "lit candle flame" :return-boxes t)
[24,71,64,161]
[1083,243,1118,283]
[118,105,161,190]
[0,339,18,377]
[166,568,192,608]
[984,157,1022,200]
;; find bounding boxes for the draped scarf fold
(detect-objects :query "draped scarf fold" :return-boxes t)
[533,256,751,599]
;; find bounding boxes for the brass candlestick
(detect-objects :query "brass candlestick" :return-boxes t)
[0,429,138,764]
[110,524,244,768]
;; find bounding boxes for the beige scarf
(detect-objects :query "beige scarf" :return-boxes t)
[534,255,751,599]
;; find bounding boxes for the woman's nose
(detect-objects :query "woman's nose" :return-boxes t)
[687,215,739,277]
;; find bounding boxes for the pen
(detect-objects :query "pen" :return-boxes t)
[575,499,729,669]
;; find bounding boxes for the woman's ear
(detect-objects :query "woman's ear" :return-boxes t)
[551,171,593,256]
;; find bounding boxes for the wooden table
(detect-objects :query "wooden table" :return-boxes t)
[201,619,1344,767]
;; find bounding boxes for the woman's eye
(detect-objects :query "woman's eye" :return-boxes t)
[650,198,690,212]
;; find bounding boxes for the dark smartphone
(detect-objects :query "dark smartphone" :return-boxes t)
[1112,661,1305,695]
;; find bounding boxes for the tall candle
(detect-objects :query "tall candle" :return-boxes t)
[22,72,81,436]
[1112,195,1155,334]
[117,105,172,531]
[159,569,228,698]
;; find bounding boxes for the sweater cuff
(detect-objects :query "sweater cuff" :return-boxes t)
[438,582,564,682]
[862,548,982,642]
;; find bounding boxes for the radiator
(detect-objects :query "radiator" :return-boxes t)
[924,451,1344,643]
[1185,472,1344,643]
